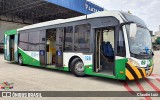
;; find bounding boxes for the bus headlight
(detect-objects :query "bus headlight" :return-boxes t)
[129,58,139,67]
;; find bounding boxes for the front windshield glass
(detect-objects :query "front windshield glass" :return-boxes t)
[126,25,152,55]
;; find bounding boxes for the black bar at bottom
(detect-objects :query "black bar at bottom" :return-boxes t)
[0,91,159,97]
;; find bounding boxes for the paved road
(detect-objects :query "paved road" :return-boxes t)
[0,51,160,100]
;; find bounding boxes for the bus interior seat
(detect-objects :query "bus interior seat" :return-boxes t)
[101,41,114,61]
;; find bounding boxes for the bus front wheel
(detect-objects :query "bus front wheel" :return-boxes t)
[18,55,23,66]
[71,58,85,77]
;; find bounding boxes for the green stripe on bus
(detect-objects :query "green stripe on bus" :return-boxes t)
[4,29,17,35]
[115,58,128,80]
[18,48,40,66]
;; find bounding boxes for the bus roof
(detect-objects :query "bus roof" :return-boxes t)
[18,10,123,31]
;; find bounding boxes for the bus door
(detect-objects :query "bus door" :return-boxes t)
[5,35,11,61]
[95,27,116,76]
[4,35,7,60]
[39,30,46,67]
[95,29,102,72]
[55,27,64,67]
[6,35,15,61]
[14,34,18,62]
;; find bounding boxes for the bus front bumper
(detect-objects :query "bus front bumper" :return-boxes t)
[125,61,153,80]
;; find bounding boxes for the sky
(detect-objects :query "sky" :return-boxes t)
[90,0,160,32]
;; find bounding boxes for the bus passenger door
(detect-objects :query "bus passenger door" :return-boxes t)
[4,35,7,60]
[95,29,102,72]
[39,30,46,67]
[56,27,64,67]
[6,35,11,61]
[95,27,115,76]
[14,34,18,62]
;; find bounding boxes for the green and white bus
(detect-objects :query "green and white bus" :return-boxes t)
[4,11,154,80]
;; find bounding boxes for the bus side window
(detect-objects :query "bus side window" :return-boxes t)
[117,30,126,57]
[28,31,40,51]
[74,24,91,51]
[64,26,73,51]
[19,33,29,51]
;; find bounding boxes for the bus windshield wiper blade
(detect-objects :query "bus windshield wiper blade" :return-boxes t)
[139,52,147,55]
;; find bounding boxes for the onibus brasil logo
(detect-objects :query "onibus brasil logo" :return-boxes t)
[0,82,14,90]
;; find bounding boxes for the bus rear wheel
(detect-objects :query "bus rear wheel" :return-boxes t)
[18,55,23,66]
[71,58,85,77]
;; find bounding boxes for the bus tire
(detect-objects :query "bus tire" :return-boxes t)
[71,58,85,77]
[18,55,23,66]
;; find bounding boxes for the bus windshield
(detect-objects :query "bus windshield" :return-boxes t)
[126,25,152,55]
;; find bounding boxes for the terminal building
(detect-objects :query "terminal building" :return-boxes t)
[0,0,104,49]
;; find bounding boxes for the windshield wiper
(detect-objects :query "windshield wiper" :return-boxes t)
[139,52,147,54]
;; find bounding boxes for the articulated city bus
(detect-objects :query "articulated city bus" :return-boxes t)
[4,11,154,80]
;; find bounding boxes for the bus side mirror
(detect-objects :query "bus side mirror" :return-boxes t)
[129,23,137,38]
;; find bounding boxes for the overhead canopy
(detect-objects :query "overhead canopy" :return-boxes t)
[0,0,104,24]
